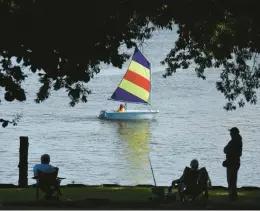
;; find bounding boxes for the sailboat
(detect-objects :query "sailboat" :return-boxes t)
[99,47,159,120]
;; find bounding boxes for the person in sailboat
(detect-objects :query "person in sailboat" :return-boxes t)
[116,104,126,112]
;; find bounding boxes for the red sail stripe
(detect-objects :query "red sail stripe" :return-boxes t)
[123,70,150,92]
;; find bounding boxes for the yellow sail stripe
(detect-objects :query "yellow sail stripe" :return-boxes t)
[119,79,150,102]
[128,60,150,81]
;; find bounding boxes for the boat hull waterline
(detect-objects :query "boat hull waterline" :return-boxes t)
[99,110,159,120]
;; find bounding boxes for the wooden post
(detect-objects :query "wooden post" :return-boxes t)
[18,136,29,188]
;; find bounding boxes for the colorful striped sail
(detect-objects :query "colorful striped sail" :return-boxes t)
[109,47,151,105]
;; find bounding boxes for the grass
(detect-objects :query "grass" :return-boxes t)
[0,186,260,209]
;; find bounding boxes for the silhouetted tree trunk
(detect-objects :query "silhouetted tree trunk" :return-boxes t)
[18,136,29,187]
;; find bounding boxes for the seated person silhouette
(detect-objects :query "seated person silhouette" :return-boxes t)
[116,104,126,112]
[33,154,56,178]
[33,154,61,200]
[168,159,211,201]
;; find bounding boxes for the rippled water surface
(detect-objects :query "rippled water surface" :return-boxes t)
[1,30,260,187]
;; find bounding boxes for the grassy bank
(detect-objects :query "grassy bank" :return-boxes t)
[0,186,260,209]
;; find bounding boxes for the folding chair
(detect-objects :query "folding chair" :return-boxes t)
[32,167,65,200]
[178,167,210,203]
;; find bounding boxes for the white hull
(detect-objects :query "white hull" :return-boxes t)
[99,110,159,120]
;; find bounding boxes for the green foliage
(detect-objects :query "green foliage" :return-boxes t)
[0,113,22,128]
[0,0,162,126]
[161,1,260,110]
[1,0,260,127]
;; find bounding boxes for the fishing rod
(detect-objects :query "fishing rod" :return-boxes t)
[148,154,157,187]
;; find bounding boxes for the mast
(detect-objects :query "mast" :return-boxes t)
[150,62,152,106]
[122,51,136,111]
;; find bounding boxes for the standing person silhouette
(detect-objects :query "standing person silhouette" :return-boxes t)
[223,127,243,201]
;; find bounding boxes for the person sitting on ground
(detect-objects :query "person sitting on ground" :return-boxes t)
[167,159,211,194]
[116,104,126,112]
[33,154,56,178]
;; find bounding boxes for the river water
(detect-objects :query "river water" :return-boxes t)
[1,29,260,187]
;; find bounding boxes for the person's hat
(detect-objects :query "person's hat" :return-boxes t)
[229,127,240,134]
[120,104,124,107]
